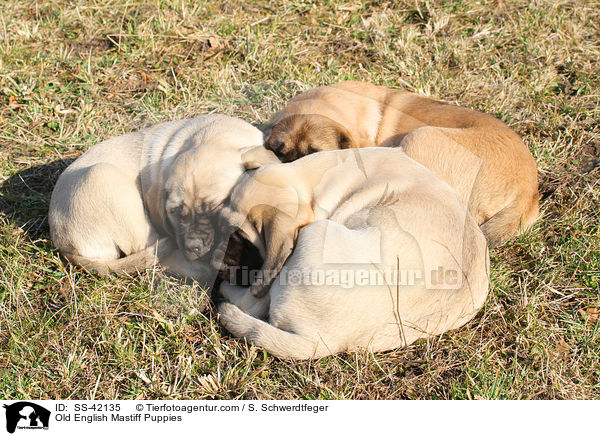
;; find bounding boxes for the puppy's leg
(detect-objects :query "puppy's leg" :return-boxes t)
[218,302,320,360]
[480,192,540,247]
[220,282,270,319]
[399,125,539,244]
[68,237,176,275]
[159,249,215,285]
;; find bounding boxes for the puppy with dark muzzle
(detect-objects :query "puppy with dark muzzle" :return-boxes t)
[49,114,267,282]
[264,114,355,162]
[263,81,540,247]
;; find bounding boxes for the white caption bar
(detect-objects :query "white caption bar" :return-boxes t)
[0,400,596,435]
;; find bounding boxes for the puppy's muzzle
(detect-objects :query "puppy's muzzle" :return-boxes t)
[182,237,213,261]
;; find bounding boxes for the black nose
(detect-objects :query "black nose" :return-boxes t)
[185,240,207,258]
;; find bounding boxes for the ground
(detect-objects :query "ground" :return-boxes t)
[0,0,599,399]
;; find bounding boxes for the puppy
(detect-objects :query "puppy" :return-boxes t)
[263,81,539,247]
[49,114,264,281]
[216,147,490,359]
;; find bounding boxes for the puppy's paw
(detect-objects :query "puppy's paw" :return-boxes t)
[241,146,280,170]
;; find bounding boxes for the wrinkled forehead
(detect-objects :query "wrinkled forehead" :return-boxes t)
[185,143,237,166]
[166,146,244,203]
[173,144,242,177]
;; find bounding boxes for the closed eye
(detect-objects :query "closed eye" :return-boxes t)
[204,203,219,213]
[180,209,192,225]
[170,205,192,225]
[269,140,285,152]
[167,205,180,217]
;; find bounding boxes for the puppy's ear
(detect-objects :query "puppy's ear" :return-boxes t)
[241,146,281,170]
[259,123,273,137]
[335,124,355,149]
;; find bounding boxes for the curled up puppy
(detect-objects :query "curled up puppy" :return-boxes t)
[263,81,540,247]
[49,114,266,282]
[216,147,490,359]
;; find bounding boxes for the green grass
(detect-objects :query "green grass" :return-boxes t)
[1,0,599,399]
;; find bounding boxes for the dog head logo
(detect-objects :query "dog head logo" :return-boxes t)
[3,402,50,434]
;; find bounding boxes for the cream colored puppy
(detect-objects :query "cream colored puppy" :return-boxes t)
[263,81,540,247]
[217,147,490,359]
[49,114,264,280]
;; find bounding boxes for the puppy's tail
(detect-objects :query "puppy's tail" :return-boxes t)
[218,302,322,360]
[66,237,176,275]
[481,192,540,248]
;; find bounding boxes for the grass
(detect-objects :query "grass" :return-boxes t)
[0,0,599,399]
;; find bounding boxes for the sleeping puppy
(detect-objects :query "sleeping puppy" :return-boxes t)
[263,81,540,247]
[216,147,490,359]
[49,114,265,281]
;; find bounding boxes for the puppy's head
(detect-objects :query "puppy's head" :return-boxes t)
[164,144,280,262]
[164,144,244,261]
[264,114,356,162]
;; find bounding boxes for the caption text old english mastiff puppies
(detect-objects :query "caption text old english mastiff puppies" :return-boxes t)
[216,147,490,359]
[263,81,539,247]
[49,114,265,281]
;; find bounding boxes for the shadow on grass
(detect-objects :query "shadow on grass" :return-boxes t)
[0,158,264,301]
[0,159,73,240]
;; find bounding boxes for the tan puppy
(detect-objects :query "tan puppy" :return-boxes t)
[263,81,539,247]
[216,147,490,359]
[49,114,264,281]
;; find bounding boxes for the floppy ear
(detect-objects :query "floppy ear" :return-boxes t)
[258,122,273,136]
[335,124,355,149]
[142,180,172,237]
[241,146,281,170]
[248,205,300,298]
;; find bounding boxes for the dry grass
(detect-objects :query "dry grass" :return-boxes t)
[0,0,599,399]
